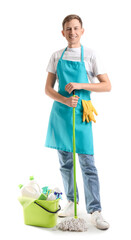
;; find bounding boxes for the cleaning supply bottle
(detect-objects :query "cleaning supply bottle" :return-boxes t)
[46,192,56,201]
[19,176,41,199]
[42,186,53,198]
[38,193,47,200]
[53,187,63,199]
[46,187,63,200]
[42,186,49,195]
[28,176,41,194]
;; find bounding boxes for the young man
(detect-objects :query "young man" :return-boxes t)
[45,15,111,230]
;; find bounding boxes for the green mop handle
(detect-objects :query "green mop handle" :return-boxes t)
[73,90,77,219]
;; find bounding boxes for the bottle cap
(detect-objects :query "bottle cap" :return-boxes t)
[18,184,23,189]
[29,176,34,180]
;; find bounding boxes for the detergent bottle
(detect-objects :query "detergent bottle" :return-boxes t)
[19,176,41,199]
[28,176,41,193]
[46,187,62,200]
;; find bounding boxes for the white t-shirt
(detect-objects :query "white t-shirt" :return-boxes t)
[46,46,106,83]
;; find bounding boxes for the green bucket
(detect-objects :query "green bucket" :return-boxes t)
[18,196,61,228]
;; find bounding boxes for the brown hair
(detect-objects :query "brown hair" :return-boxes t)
[62,14,83,29]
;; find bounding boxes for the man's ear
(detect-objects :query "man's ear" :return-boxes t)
[61,30,65,37]
[82,28,85,35]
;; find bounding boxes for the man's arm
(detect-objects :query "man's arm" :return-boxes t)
[45,72,79,107]
[81,73,111,92]
[65,73,111,93]
[45,72,66,104]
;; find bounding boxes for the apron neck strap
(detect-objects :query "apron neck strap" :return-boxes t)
[60,45,84,62]
[81,45,84,62]
[60,47,67,59]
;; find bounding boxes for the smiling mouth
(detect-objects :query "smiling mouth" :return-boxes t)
[69,35,77,39]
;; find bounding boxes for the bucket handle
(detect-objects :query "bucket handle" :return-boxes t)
[34,201,61,214]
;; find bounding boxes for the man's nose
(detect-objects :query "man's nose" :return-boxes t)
[70,28,75,34]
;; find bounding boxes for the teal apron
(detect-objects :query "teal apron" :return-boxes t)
[45,45,94,155]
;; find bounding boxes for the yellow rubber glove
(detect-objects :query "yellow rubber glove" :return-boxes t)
[82,100,98,123]
[82,100,90,122]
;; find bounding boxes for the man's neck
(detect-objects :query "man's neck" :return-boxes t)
[68,42,81,48]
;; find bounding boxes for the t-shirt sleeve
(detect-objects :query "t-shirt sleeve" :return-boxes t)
[46,53,56,74]
[91,51,106,76]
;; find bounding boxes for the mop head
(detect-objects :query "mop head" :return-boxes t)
[57,217,88,232]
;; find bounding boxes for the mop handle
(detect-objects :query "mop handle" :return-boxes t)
[73,90,77,218]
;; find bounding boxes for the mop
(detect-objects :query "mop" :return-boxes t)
[57,90,89,232]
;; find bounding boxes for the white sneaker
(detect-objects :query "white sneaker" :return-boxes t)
[58,201,79,217]
[91,211,109,230]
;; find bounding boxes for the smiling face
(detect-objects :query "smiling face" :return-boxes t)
[62,19,84,48]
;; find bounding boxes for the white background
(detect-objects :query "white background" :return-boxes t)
[0,0,131,239]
